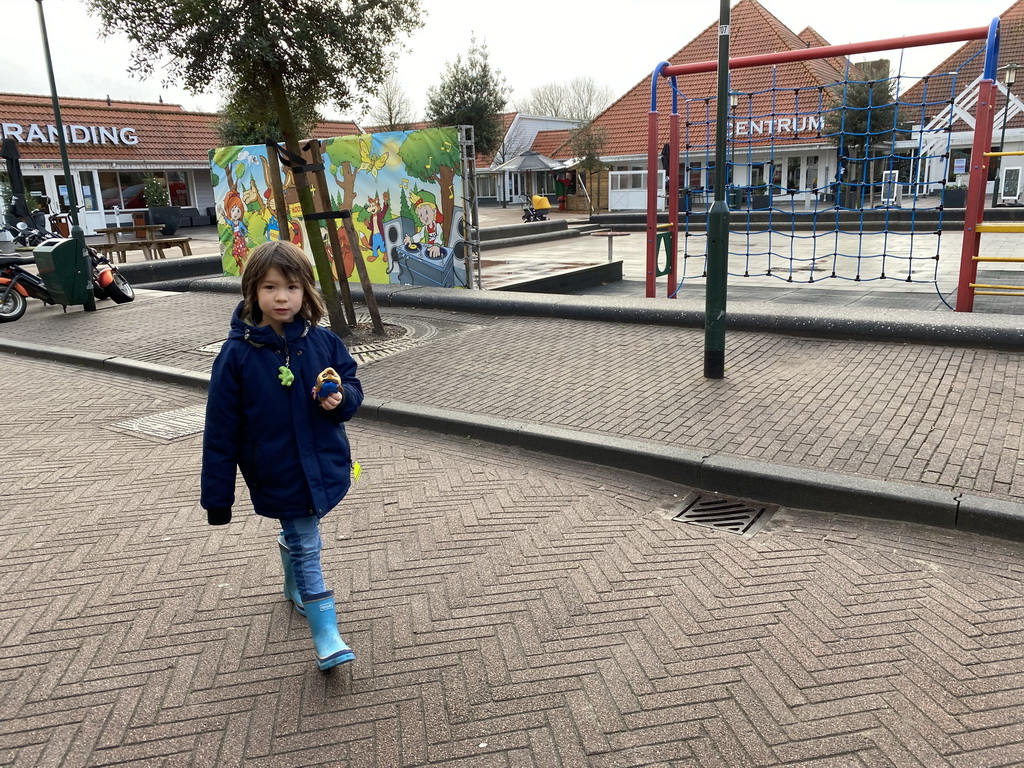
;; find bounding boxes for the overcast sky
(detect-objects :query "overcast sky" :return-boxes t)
[0,0,1014,123]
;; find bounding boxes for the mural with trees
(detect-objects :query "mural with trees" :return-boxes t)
[211,126,467,287]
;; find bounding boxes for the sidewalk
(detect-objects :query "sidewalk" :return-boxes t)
[2,221,1024,765]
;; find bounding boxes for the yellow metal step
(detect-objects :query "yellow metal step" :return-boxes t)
[975,222,1024,233]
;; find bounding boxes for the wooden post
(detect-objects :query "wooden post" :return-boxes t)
[266,68,348,337]
[264,145,290,244]
[340,210,385,335]
[303,140,357,327]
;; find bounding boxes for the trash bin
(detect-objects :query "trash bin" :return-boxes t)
[34,237,89,306]
[132,211,150,238]
[50,213,70,237]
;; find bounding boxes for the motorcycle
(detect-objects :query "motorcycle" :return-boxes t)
[1,221,48,248]
[0,253,56,322]
[0,227,134,322]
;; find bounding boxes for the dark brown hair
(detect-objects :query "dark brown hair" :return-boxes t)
[240,241,326,326]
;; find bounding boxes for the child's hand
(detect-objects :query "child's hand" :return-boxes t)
[320,392,343,411]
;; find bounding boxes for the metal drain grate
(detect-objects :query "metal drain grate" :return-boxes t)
[669,492,776,537]
[111,405,206,441]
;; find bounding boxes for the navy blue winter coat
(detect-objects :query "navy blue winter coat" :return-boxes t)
[200,302,363,521]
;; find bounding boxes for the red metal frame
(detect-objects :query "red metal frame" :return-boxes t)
[646,24,993,302]
[663,27,990,78]
[956,80,998,311]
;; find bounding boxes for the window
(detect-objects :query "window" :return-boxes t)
[750,163,767,190]
[786,157,801,191]
[79,171,98,211]
[167,171,190,206]
[97,169,192,209]
[806,156,819,192]
[687,162,702,189]
[476,174,497,197]
[949,148,970,182]
[118,171,149,208]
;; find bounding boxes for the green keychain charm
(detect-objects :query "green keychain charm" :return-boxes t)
[278,366,294,386]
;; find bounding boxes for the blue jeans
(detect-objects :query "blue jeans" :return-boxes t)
[280,516,326,599]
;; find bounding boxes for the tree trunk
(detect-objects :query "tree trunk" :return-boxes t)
[267,68,349,337]
[439,166,455,242]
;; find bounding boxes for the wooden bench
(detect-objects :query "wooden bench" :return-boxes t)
[151,237,193,259]
[92,236,193,263]
[92,240,154,263]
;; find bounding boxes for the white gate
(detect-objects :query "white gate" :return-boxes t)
[609,170,665,211]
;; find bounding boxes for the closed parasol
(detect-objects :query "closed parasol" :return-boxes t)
[1,138,30,220]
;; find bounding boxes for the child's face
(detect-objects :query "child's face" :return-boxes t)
[416,204,435,225]
[230,204,243,221]
[257,266,304,333]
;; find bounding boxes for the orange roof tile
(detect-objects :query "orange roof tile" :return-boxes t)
[0,93,360,167]
[900,0,1024,129]
[531,129,572,157]
[581,0,857,160]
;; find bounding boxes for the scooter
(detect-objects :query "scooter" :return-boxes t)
[0,232,134,322]
[0,253,57,322]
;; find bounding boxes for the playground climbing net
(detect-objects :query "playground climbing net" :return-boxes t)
[670,48,985,307]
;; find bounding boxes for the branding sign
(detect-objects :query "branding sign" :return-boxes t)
[1,123,139,145]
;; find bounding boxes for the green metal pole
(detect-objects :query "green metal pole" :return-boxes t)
[704,0,731,378]
[36,0,95,311]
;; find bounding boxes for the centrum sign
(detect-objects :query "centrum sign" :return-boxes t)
[1,123,139,145]
[733,116,824,137]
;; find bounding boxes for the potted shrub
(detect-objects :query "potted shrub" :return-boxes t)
[943,184,968,208]
[142,174,181,235]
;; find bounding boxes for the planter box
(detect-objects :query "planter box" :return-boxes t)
[148,206,182,235]
[943,189,967,208]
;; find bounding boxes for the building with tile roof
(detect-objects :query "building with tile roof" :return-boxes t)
[365,112,580,206]
[541,0,861,211]
[898,0,1024,202]
[536,0,1014,212]
[1,93,359,234]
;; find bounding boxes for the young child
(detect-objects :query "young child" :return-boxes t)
[201,240,363,671]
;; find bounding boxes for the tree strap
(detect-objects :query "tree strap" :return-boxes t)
[266,141,324,174]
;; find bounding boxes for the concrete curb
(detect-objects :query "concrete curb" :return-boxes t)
[6,334,1013,541]
[180,276,1024,348]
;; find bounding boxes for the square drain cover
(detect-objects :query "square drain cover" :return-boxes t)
[111,405,205,441]
[669,492,776,537]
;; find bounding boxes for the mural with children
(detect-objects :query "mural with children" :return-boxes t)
[208,127,467,288]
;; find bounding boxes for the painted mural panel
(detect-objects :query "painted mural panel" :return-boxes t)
[208,144,301,276]
[208,127,466,287]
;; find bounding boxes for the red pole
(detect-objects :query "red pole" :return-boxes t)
[646,110,659,298]
[663,26,989,78]
[956,79,997,312]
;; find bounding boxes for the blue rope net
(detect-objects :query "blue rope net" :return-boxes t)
[669,49,982,308]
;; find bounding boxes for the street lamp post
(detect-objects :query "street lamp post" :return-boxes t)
[992,63,1018,208]
[35,0,95,311]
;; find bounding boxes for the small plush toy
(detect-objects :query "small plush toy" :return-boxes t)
[312,367,341,402]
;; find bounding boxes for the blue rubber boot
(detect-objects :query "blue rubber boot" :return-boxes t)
[303,590,356,671]
[277,533,305,616]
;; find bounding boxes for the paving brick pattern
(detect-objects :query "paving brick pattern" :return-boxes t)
[360,314,1024,500]
[4,291,1022,503]
[2,354,1024,766]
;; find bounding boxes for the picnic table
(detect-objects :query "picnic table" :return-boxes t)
[93,225,193,263]
[591,230,631,262]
